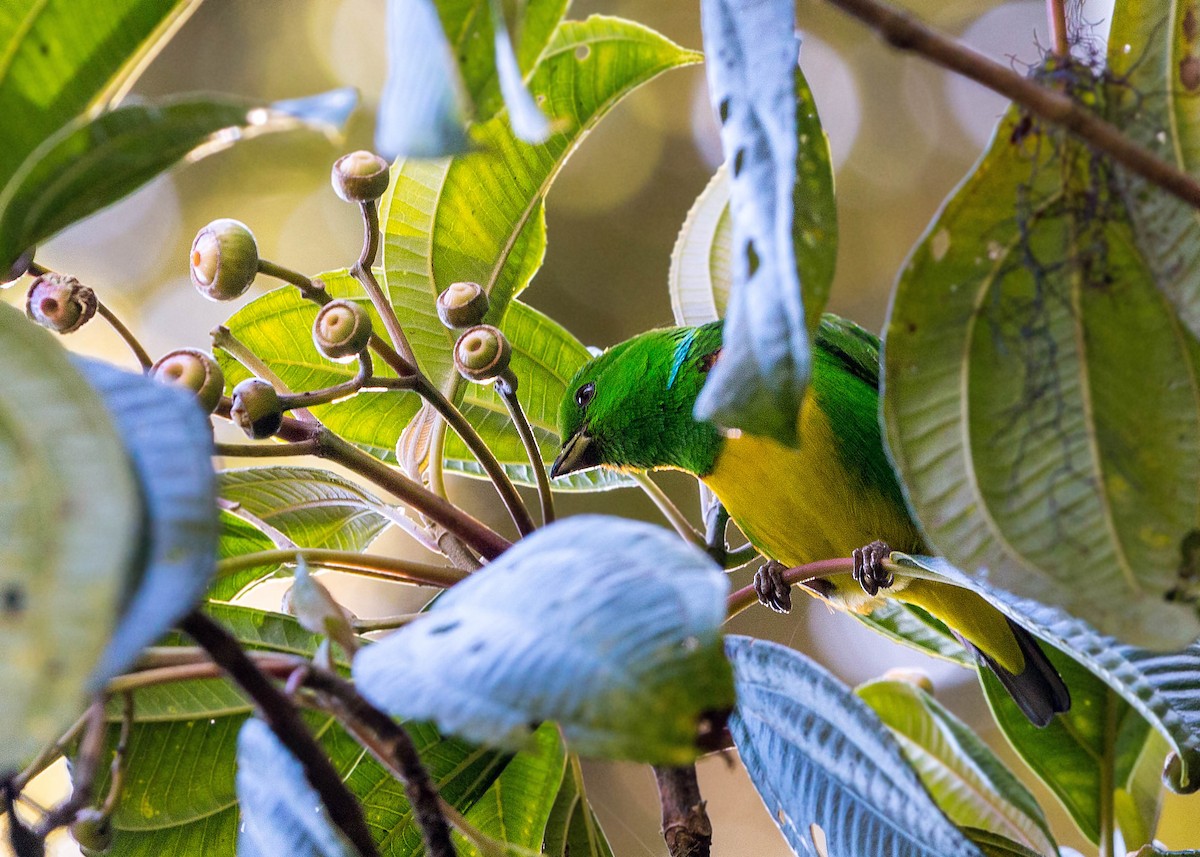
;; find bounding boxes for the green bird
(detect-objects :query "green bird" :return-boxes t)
[552,314,1070,726]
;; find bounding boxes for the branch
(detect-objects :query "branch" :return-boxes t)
[725,557,872,619]
[179,612,380,857]
[652,765,711,857]
[496,376,554,526]
[34,699,105,836]
[352,201,420,370]
[216,548,469,589]
[822,0,1200,209]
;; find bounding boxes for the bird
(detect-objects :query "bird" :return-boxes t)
[551,313,1070,727]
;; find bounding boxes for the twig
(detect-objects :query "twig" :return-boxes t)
[180,611,380,857]
[100,695,135,815]
[211,324,316,422]
[633,473,706,547]
[215,439,323,458]
[9,709,91,793]
[217,548,469,589]
[258,258,326,296]
[652,765,711,857]
[279,351,373,410]
[352,202,420,370]
[725,557,871,619]
[822,0,1200,209]
[106,653,305,694]
[35,699,106,835]
[95,301,154,371]
[496,376,555,526]
[1046,0,1069,58]
[297,667,455,857]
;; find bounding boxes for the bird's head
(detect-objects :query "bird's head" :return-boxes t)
[552,321,725,479]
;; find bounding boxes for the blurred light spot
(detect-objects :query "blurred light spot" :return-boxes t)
[311,0,388,106]
[947,2,1046,148]
[552,101,665,214]
[40,177,181,293]
[810,823,829,857]
[278,186,365,275]
[141,274,244,356]
[690,35,860,170]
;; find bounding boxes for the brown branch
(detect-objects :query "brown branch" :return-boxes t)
[297,667,455,857]
[352,202,420,370]
[726,557,865,619]
[1046,0,1069,58]
[652,765,711,857]
[34,699,106,836]
[822,0,1200,210]
[95,301,153,371]
[180,612,380,857]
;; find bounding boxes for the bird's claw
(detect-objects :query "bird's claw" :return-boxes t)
[753,560,792,613]
[852,540,893,597]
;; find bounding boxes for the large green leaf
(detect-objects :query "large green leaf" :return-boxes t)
[883,105,1200,649]
[0,304,141,770]
[354,516,734,765]
[99,604,509,856]
[1108,1,1200,340]
[0,90,356,270]
[0,0,200,190]
[726,636,982,857]
[212,510,279,601]
[454,723,566,856]
[543,754,614,857]
[856,678,1056,856]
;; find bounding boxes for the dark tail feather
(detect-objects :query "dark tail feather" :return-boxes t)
[956,619,1071,728]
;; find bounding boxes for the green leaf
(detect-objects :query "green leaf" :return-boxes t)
[893,554,1199,801]
[212,510,279,601]
[668,165,733,326]
[857,600,973,668]
[856,678,1056,856]
[353,516,734,764]
[543,755,614,857]
[1114,719,1170,850]
[960,828,1048,857]
[0,304,141,770]
[0,0,200,191]
[0,89,357,270]
[455,723,566,856]
[237,718,358,857]
[693,1,837,446]
[726,636,982,857]
[1108,0,1200,341]
[75,359,217,685]
[883,105,1200,649]
[100,604,509,856]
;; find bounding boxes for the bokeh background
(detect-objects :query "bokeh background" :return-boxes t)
[8,0,1199,853]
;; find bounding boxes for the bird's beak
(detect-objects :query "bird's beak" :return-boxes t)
[551,429,600,478]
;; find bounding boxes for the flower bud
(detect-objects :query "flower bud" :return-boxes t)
[151,349,225,414]
[313,299,372,361]
[331,151,390,203]
[2,247,35,286]
[454,324,511,384]
[25,273,96,333]
[1163,751,1197,793]
[71,808,113,855]
[230,378,283,439]
[437,281,490,329]
[190,219,258,301]
[882,668,935,695]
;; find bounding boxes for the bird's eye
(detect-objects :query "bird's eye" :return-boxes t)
[575,381,595,408]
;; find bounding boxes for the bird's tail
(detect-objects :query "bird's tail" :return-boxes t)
[956,619,1071,728]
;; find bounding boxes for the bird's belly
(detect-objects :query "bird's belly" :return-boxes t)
[701,415,921,569]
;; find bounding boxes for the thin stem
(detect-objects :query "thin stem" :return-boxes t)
[279,352,373,410]
[95,301,153,370]
[215,438,323,458]
[652,765,712,857]
[633,473,706,547]
[211,324,317,423]
[496,376,554,526]
[297,667,455,857]
[108,655,302,694]
[10,709,92,792]
[1099,688,1118,857]
[1046,0,1069,58]
[435,529,484,571]
[217,548,468,589]
[319,431,512,560]
[35,700,106,835]
[352,613,422,633]
[822,0,1200,210]
[415,374,536,537]
[180,611,380,857]
[100,694,135,815]
[726,557,867,619]
[352,202,419,370]
[258,258,324,297]
[428,416,449,499]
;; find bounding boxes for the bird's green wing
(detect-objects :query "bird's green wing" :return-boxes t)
[815,313,881,391]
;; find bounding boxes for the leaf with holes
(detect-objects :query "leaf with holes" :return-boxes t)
[856,679,1056,856]
[353,516,733,764]
[727,636,981,857]
[0,90,356,270]
[76,359,218,685]
[693,0,837,446]
[0,305,141,771]
[883,105,1200,649]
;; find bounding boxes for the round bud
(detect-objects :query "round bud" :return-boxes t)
[331,150,390,203]
[436,281,490,329]
[25,273,97,333]
[151,349,225,414]
[454,324,511,384]
[71,808,113,855]
[882,668,935,695]
[230,378,283,439]
[313,299,372,361]
[190,218,258,301]
[2,247,35,286]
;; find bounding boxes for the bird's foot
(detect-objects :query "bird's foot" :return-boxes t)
[753,560,792,613]
[852,540,893,597]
